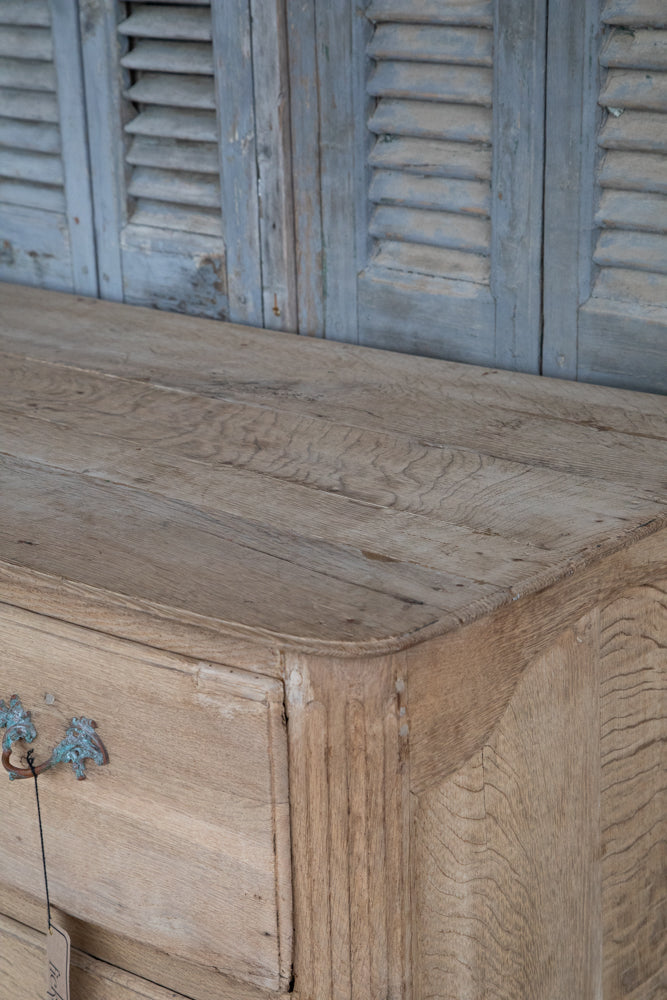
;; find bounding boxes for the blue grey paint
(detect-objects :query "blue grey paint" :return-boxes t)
[211,0,264,326]
[491,0,547,374]
[78,0,125,300]
[542,0,601,379]
[51,0,98,297]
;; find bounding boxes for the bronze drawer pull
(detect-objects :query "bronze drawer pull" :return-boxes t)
[0,696,109,781]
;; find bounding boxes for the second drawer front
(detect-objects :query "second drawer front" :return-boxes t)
[0,605,292,993]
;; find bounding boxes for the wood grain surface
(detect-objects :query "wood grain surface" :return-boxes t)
[0,283,665,656]
[284,653,411,1000]
[600,583,667,999]
[0,604,292,993]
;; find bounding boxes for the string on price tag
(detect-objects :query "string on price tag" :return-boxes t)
[26,749,71,1000]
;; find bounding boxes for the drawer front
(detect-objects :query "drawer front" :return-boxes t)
[0,910,190,1000]
[0,605,292,994]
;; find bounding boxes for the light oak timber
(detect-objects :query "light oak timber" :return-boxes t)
[0,911,200,1000]
[413,612,603,999]
[600,583,667,999]
[409,528,667,793]
[1,283,666,1000]
[0,605,292,994]
[284,653,411,1000]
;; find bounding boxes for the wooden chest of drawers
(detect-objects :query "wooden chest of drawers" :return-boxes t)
[1,284,665,1000]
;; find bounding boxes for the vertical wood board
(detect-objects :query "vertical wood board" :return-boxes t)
[490,0,546,373]
[50,0,98,297]
[211,0,263,326]
[413,613,602,999]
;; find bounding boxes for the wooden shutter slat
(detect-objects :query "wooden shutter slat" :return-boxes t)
[0,27,52,61]
[368,98,491,142]
[125,73,215,111]
[367,0,492,27]
[117,6,211,41]
[369,169,490,214]
[125,73,215,110]
[0,178,64,212]
[601,28,667,69]
[0,118,60,153]
[596,189,667,231]
[0,88,59,123]
[367,24,492,65]
[126,136,219,173]
[0,57,56,92]
[600,69,667,111]
[121,40,213,75]
[0,1,50,27]
[130,199,221,236]
[369,137,491,180]
[128,0,209,5]
[599,109,667,152]
[124,107,217,141]
[594,229,667,273]
[373,239,490,282]
[0,148,63,185]
[602,1,667,28]
[127,165,220,207]
[368,60,492,105]
[369,205,490,252]
[600,150,667,192]
[593,265,667,306]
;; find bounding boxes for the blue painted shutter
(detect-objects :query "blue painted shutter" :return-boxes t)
[357,0,496,360]
[542,0,667,393]
[289,0,546,369]
[0,0,97,294]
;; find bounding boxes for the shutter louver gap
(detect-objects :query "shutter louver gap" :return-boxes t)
[0,0,65,214]
[366,0,493,284]
[593,3,667,303]
[118,1,221,237]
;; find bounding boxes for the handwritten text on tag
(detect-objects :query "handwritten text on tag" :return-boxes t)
[46,924,71,1000]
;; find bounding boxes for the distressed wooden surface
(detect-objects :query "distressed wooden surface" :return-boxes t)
[414,613,602,999]
[491,0,546,373]
[284,653,411,1000]
[250,0,297,333]
[0,912,208,1000]
[0,604,292,993]
[410,568,666,999]
[212,0,262,326]
[0,283,665,655]
[77,0,125,300]
[1,284,665,1000]
[600,583,667,999]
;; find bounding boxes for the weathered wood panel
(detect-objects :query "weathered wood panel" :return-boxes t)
[0,605,292,992]
[600,583,667,999]
[285,653,411,999]
[413,614,602,999]
[0,909,282,1000]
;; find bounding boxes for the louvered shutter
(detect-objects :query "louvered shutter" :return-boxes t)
[78,0,293,326]
[288,0,546,369]
[543,0,667,393]
[361,2,494,339]
[0,0,96,294]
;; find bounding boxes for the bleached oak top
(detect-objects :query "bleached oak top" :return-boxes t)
[1,283,666,656]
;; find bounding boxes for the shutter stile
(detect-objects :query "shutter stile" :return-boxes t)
[593,3,667,304]
[365,0,493,286]
[0,0,65,214]
[118,1,222,237]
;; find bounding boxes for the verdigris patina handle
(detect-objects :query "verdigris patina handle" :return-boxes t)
[0,695,109,781]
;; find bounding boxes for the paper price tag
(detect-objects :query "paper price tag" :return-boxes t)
[46,924,71,1000]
